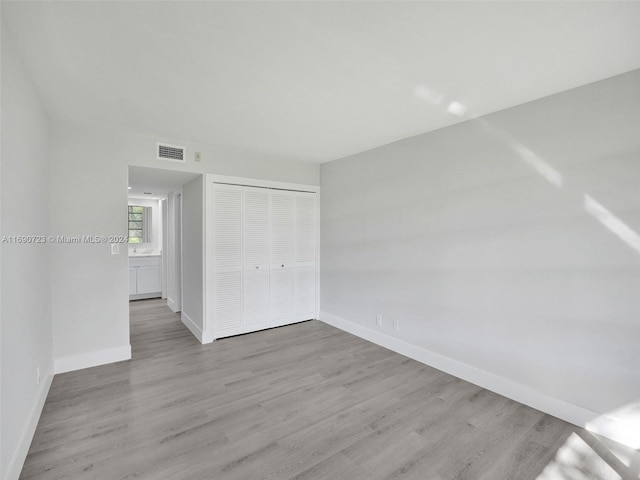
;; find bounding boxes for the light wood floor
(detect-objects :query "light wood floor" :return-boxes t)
[20,299,639,479]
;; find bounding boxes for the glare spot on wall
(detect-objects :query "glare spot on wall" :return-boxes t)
[414,85,443,106]
[511,142,563,188]
[584,195,640,255]
[446,101,467,116]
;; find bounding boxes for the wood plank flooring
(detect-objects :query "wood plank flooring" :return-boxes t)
[20,299,639,479]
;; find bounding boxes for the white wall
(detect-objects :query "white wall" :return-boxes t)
[181,177,205,341]
[127,197,162,252]
[50,128,131,372]
[320,70,640,433]
[50,122,319,371]
[0,25,53,480]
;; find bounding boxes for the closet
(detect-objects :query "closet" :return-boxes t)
[212,183,317,339]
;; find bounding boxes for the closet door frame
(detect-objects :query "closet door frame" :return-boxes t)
[205,174,320,342]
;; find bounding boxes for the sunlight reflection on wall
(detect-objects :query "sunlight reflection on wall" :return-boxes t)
[584,195,640,255]
[510,142,563,188]
[413,85,443,106]
[414,84,640,260]
[586,401,640,451]
[413,83,640,452]
[446,101,467,116]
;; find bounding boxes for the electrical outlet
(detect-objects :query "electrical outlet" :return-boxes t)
[36,367,41,385]
[376,315,382,327]
[393,319,399,331]
[194,151,202,162]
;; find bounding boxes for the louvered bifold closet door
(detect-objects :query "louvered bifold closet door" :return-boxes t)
[243,187,270,333]
[269,190,294,328]
[294,192,316,321]
[213,184,243,338]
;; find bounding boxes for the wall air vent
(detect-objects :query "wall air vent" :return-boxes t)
[157,143,185,162]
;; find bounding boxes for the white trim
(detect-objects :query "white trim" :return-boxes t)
[181,311,213,344]
[179,189,184,316]
[166,189,183,315]
[319,311,599,429]
[4,363,54,480]
[172,189,183,313]
[129,292,162,301]
[204,178,215,340]
[54,345,131,374]
[167,297,179,313]
[202,330,214,343]
[161,197,168,299]
[314,191,320,319]
[199,176,211,344]
[209,174,320,193]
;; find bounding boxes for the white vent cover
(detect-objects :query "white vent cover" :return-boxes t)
[157,143,185,162]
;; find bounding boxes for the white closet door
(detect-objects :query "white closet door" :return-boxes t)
[294,192,316,320]
[269,190,294,327]
[213,184,243,337]
[243,187,270,332]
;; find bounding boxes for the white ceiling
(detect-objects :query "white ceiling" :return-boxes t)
[3,1,640,163]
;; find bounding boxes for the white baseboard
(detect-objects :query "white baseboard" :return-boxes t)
[181,312,213,344]
[319,311,600,430]
[54,344,131,374]
[202,330,214,344]
[129,292,161,301]
[4,362,54,480]
[167,297,180,313]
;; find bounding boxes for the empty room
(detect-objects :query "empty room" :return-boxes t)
[1,1,639,479]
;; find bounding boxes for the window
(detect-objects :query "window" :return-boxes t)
[128,206,144,243]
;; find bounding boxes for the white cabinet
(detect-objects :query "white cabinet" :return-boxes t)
[129,255,162,300]
[212,183,317,339]
[137,266,162,294]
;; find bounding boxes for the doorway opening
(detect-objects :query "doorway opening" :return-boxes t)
[127,166,201,351]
